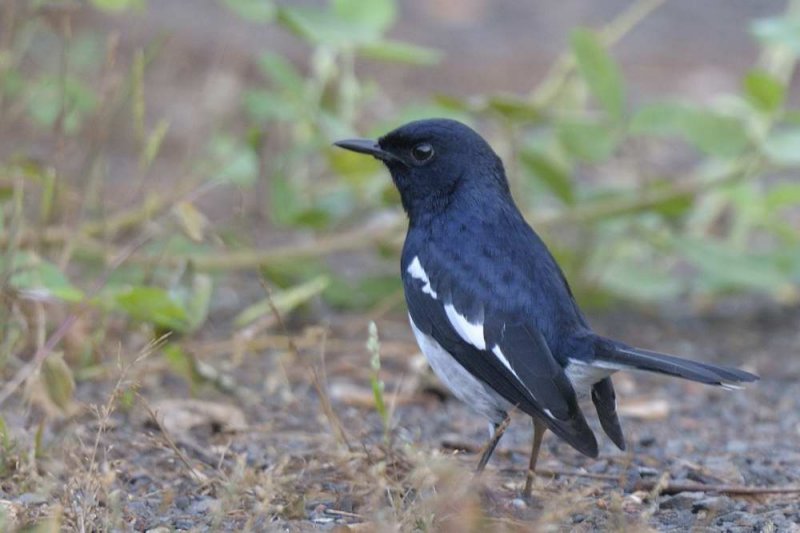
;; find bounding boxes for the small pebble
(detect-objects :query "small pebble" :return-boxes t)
[509,498,526,510]
[173,519,193,530]
[638,436,656,447]
[16,493,48,505]
[175,496,190,510]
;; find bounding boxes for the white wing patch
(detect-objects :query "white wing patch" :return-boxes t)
[492,344,540,404]
[407,256,438,299]
[444,303,485,350]
[491,345,517,376]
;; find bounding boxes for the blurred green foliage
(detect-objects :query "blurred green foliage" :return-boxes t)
[1,0,799,393]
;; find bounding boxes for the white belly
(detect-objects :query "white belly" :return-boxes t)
[409,315,509,424]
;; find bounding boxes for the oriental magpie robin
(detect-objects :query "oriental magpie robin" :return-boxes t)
[334,119,758,495]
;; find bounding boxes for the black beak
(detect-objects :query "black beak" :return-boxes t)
[333,138,398,162]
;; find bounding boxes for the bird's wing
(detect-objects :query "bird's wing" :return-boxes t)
[404,254,598,457]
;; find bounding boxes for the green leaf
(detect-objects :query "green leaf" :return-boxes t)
[762,128,800,165]
[671,110,749,157]
[170,265,213,333]
[27,76,97,133]
[629,102,689,136]
[557,119,620,162]
[115,286,190,332]
[270,173,300,225]
[173,201,208,242]
[0,415,10,450]
[234,275,330,327]
[744,70,785,112]
[631,103,748,158]
[295,208,335,229]
[333,0,395,34]
[358,40,441,65]
[90,0,145,11]
[323,275,401,310]
[647,179,694,218]
[328,146,382,184]
[765,182,800,210]
[222,0,275,22]
[42,353,75,412]
[140,119,170,169]
[571,28,625,120]
[255,53,305,91]
[4,252,84,302]
[244,90,299,122]
[277,6,375,46]
[675,237,788,292]
[751,17,800,54]
[485,93,544,122]
[519,147,574,204]
[597,261,683,302]
[1,67,23,98]
[208,135,259,185]
[187,273,213,332]
[163,343,195,384]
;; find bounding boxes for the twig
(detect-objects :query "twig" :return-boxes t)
[323,508,364,520]
[257,278,353,450]
[309,334,353,452]
[439,441,800,497]
[138,393,207,483]
[533,468,800,497]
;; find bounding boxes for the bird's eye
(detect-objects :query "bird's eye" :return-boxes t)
[411,143,434,163]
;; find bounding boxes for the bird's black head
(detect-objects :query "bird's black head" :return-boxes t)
[334,119,509,220]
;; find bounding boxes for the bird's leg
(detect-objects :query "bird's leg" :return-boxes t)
[523,418,547,498]
[475,414,511,473]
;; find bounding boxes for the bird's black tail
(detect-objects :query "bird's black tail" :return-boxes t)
[595,338,759,387]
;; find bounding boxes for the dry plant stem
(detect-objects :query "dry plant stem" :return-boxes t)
[309,347,353,452]
[2,192,176,248]
[476,415,511,473]
[258,277,353,450]
[523,418,547,498]
[138,393,207,483]
[257,279,295,397]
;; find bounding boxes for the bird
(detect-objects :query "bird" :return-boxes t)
[334,118,758,497]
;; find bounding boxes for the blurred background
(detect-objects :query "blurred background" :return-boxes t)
[1,0,799,530]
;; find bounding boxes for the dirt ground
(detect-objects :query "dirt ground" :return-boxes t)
[3,297,799,531]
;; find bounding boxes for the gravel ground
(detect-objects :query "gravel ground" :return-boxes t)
[3,301,797,531]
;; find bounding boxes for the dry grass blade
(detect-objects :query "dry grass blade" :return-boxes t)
[137,393,208,484]
[257,277,352,451]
